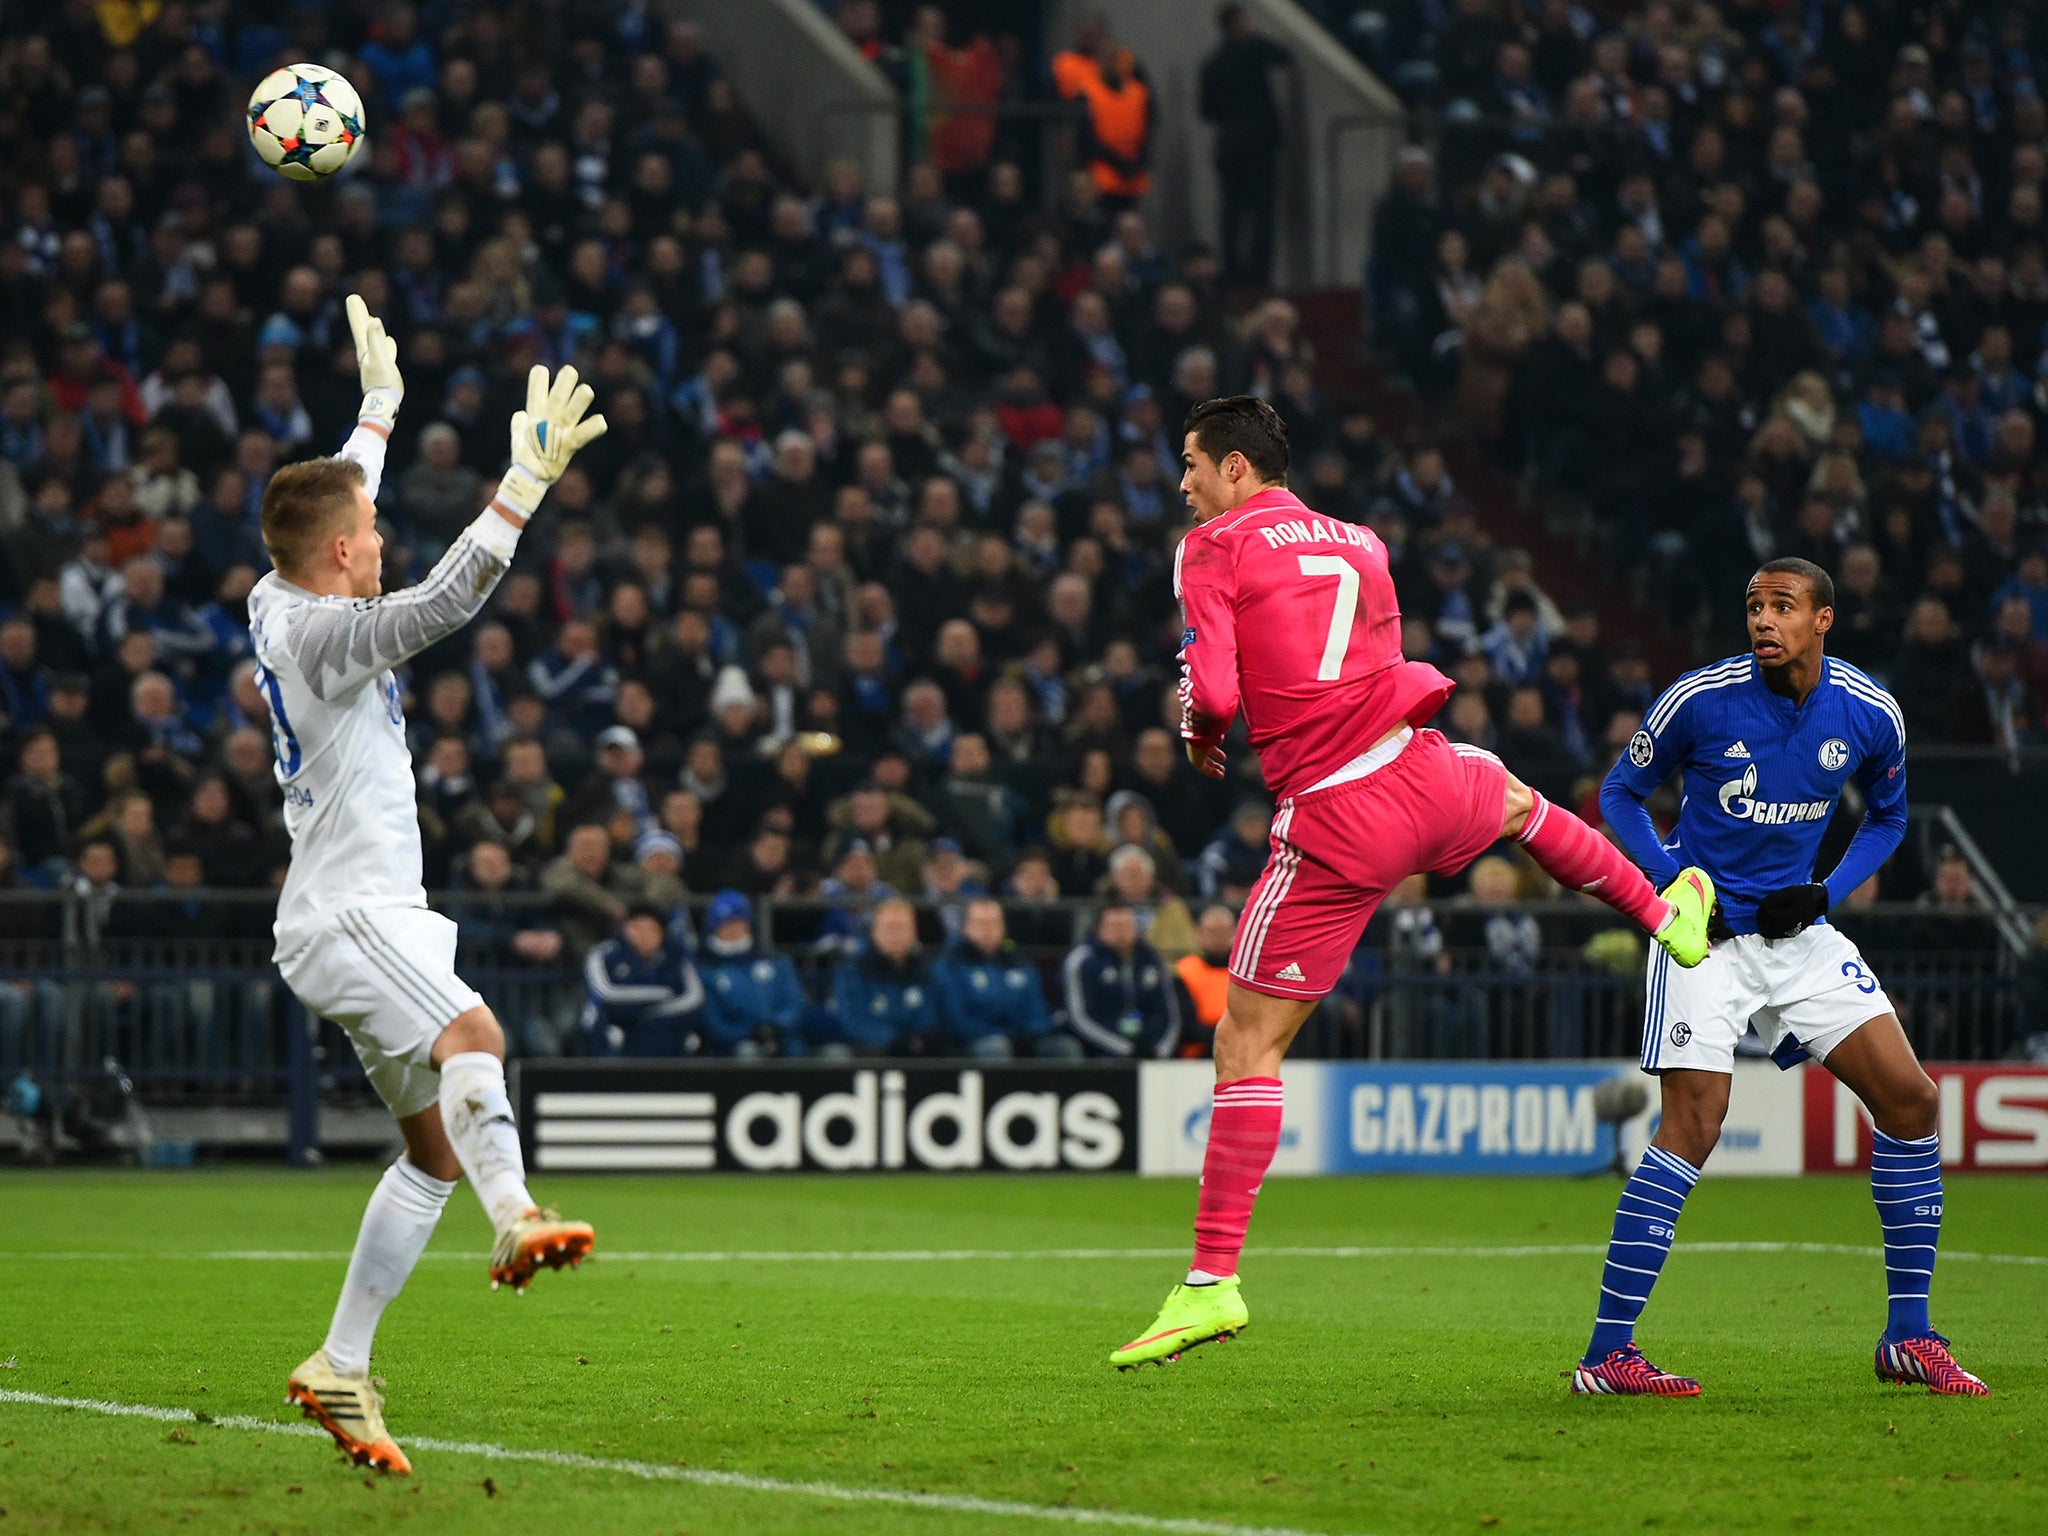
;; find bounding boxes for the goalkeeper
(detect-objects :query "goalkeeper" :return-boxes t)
[251,295,612,1473]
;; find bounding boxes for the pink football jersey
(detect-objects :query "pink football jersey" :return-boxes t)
[1176,487,1455,800]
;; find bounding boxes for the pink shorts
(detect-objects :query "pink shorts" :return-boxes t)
[1229,729,1508,1000]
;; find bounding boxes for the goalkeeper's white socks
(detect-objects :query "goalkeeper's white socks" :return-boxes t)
[323,1156,454,1376]
[439,1051,536,1232]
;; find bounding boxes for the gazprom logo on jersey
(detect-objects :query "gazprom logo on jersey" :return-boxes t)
[1327,1064,1624,1174]
[1716,762,1830,825]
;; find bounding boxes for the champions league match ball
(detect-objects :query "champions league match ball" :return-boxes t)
[247,64,366,181]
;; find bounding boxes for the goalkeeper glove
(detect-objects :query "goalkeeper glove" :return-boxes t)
[345,293,402,431]
[1755,882,1829,940]
[493,364,608,522]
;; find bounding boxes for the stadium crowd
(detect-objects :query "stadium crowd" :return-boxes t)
[0,1,2030,1065]
[1358,0,2048,750]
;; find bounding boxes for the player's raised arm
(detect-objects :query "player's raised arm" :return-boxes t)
[487,361,609,530]
[336,292,403,499]
[1174,529,1240,778]
[268,363,606,702]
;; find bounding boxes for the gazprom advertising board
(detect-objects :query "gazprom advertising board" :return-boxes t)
[1137,1059,1804,1176]
[1139,1060,1655,1176]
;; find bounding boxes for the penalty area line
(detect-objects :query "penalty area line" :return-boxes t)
[0,1242,2043,1265]
[0,1389,1355,1536]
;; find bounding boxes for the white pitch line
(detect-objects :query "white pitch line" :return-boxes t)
[0,1389,1353,1536]
[0,1243,2044,1265]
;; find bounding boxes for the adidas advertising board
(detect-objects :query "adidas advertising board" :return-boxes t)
[516,1062,1138,1173]
[518,1059,2025,1178]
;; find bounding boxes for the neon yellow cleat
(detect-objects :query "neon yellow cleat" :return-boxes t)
[489,1206,594,1294]
[1111,1277,1249,1368]
[1654,867,1715,968]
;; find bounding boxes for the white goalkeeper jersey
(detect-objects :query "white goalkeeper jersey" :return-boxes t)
[249,427,523,958]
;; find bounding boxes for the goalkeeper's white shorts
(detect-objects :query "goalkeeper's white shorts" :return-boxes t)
[279,906,484,1118]
[1639,924,1893,1076]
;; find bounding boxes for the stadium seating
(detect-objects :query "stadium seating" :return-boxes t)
[0,1,2034,1100]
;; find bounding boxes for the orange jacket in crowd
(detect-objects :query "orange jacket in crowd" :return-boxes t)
[1175,952,1230,1033]
[1052,46,1153,198]
[921,36,1003,174]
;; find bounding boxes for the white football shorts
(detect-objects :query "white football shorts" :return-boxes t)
[278,906,483,1118]
[1639,922,1892,1075]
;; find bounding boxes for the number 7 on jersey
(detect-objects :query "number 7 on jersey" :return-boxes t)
[1298,555,1360,680]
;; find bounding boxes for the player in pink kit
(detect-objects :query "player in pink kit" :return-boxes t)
[1111,396,1715,1367]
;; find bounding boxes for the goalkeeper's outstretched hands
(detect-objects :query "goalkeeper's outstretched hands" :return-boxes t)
[345,293,403,432]
[494,364,608,523]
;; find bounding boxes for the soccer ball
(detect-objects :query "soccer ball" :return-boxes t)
[247,64,366,182]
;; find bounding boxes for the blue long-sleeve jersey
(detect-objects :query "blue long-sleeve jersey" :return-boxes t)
[829,948,940,1049]
[699,948,809,1053]
[1600,655,1908,934]
[579,935,703,1057]
[1059,936,1181,1058]
[931,939,1053,1045]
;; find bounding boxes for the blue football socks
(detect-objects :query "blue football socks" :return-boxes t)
[1870,1130,1943,1341]
[1585,1145,1700,1363]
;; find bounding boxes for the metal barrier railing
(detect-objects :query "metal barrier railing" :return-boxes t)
[0,892,2028,1103]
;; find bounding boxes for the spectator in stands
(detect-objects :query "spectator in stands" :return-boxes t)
[1943,633,2040,754]
[697,889,808,1058]
[561,725,653,838]
[176,776,265,889]
[1196,801,1271,904]
[102,789,163,888]
[932,895,1067,1059]
[1199,5,1293,287]
[634,831,688,912]
[397,422,480,563]
[1047,794,1110,895]
[827,896,938,1056]
[2019,909,2048,1062]
[542,822,637,957]
[919,836,985,939]
[1102,843,1196,964]
[826,780,931,892]
[1174,902,1237,1053]
[449,839,563,966]
[1052,19,1154,213]
[1060,900,1181,1058]
[4,727,83,877]
[1000,847,1075,950]
[1890,598,1967,742]
[578,902,704,1058]
[815,836,896,956]
[936,733,1024,868]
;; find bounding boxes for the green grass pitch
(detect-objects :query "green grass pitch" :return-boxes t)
[0,1169,2039,1535]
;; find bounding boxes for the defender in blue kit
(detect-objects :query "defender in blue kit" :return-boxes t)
[1569,558,1987,1399]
